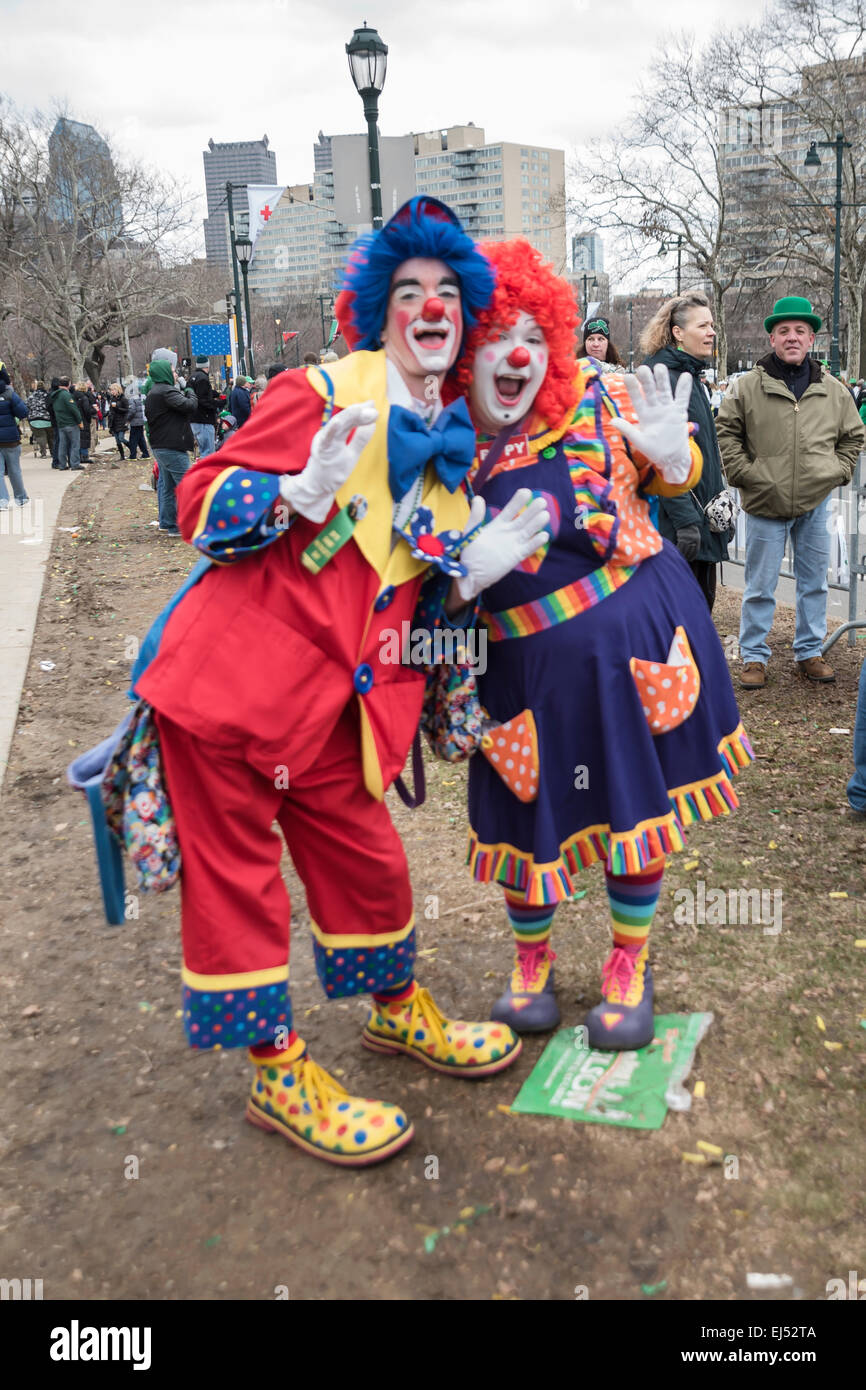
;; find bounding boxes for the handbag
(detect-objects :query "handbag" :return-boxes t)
[100,700,181,895]
[421,659,487,762]
[701,487,739,533]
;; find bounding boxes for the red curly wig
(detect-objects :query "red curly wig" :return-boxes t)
[450,238,580,427]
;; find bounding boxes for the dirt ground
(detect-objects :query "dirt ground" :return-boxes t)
[0,452,864,1302]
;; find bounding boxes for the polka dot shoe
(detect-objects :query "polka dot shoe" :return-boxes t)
[584,944,655,1051]
[362,983,522,1077]
[246,1037,414,1167]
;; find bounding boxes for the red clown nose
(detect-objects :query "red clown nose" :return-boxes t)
[507,345,531,368]
[421,297,446,321]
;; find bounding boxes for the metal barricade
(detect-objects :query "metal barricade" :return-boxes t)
[723,452,866,649]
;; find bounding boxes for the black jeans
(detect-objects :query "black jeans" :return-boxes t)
[690,559,717,612]
[127,425,150,459]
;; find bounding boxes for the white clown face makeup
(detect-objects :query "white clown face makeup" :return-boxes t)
[382,257,463,393]
[469,311,549,434]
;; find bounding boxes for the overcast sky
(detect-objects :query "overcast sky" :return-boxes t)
[6,0,762,255]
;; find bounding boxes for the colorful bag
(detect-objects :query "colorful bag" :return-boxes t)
[100,700,181,893]
[420,660,487,762]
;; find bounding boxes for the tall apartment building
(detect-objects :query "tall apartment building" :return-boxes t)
[203,135,277,268]
[249,132,416,304]
[572,231,604,274]
[414,125,566,270]
[247,123,566,307]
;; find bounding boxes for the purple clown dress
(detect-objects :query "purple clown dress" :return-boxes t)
[466,359,753,907]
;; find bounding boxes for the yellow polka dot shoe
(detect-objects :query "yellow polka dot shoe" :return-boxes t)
[362,983,522,1077]
[246,1037,414,1166]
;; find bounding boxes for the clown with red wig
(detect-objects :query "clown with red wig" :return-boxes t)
[455,239,752,1047]
[111,199,553,1168]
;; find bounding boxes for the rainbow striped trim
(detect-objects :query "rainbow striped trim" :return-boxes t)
[467,723,755,906]
[482,562,636,640]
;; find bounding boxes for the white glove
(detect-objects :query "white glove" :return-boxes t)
[279,400,378,523]
[456,488,550,602]
[607,364,693,484]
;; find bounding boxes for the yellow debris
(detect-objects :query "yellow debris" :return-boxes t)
[768,840,778,850]
[741,859,753,867]
[681,1152,708,1165]
[693,1080,706,1099]
[459,1207,476,1220]
[816,1015,826,1032]
[855,940,866,949]
[824,1041,843,1052]
[696,1140,724,1157]
[829,892,848,899]
[497,1104,514,1116]
[504,1162,530,1175]
[683,859,700,871]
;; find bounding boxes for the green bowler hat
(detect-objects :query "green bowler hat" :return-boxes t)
[764,295,822,333]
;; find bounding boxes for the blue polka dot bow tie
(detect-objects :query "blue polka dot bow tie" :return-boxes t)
[386,396,476,502]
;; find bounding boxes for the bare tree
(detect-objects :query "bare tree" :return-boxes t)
[569,33,770,374]
[0,102,199,383]
[713,0,866,373]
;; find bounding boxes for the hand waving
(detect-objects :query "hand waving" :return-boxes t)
[607,364,693,484]
[280,401,378,522]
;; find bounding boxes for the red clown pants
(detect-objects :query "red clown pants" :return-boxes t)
[156,702,415,1050]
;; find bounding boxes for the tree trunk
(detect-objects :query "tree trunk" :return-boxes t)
[714,286,729,380]
[84,346,105,386]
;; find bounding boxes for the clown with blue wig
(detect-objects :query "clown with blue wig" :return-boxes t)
[129,198,551,1167]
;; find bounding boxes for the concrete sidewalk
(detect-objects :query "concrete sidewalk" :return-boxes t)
[0,452,81,793]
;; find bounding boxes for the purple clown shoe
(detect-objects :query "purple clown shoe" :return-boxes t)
[491,943,560,1033]
[585,944,655,1051]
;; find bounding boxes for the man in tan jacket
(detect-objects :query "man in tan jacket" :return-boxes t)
[717,295,864,688]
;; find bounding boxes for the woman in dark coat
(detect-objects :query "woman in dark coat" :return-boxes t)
[73,383,96,462]
[641,291,729,611]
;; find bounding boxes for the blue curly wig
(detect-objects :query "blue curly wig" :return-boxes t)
[336,196,495,356]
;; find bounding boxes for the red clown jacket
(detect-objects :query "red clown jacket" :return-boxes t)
[136,351,473,800]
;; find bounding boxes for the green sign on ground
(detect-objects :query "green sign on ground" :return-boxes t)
[510,1013,713,1129]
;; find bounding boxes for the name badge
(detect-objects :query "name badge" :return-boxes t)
[477,432,531,468]
[301,494,368,574]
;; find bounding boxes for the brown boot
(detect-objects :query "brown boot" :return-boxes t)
[798,656,835,683]
[739,662,767,689]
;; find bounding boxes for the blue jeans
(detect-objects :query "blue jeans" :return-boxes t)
[154,448,190,530]
[0,444,29,503]
[738,500,831,664]
[847,658,866,810]
[127,425,150,459]
[191,422,215,458]
[113,429,127,458]
[58,425,81,469]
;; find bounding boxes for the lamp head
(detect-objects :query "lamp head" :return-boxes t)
[346,24,388,96]
[804,142,822,177]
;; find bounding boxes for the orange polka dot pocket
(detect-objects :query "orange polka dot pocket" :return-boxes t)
[481,709,539,803]
[630,626,700,737]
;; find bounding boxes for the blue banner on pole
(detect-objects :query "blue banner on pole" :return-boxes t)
[190,323,231,356]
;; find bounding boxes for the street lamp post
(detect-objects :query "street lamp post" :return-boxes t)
[346,24,388,230]
[225,182,245,368]
[274,316,281,358]
[235,236,254,377]
[225,290,237,381]
[804,134,852,378]
[659,235,683,294]
[318,290,335,351]
[627,299,634,371]
[581,272,598,320]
